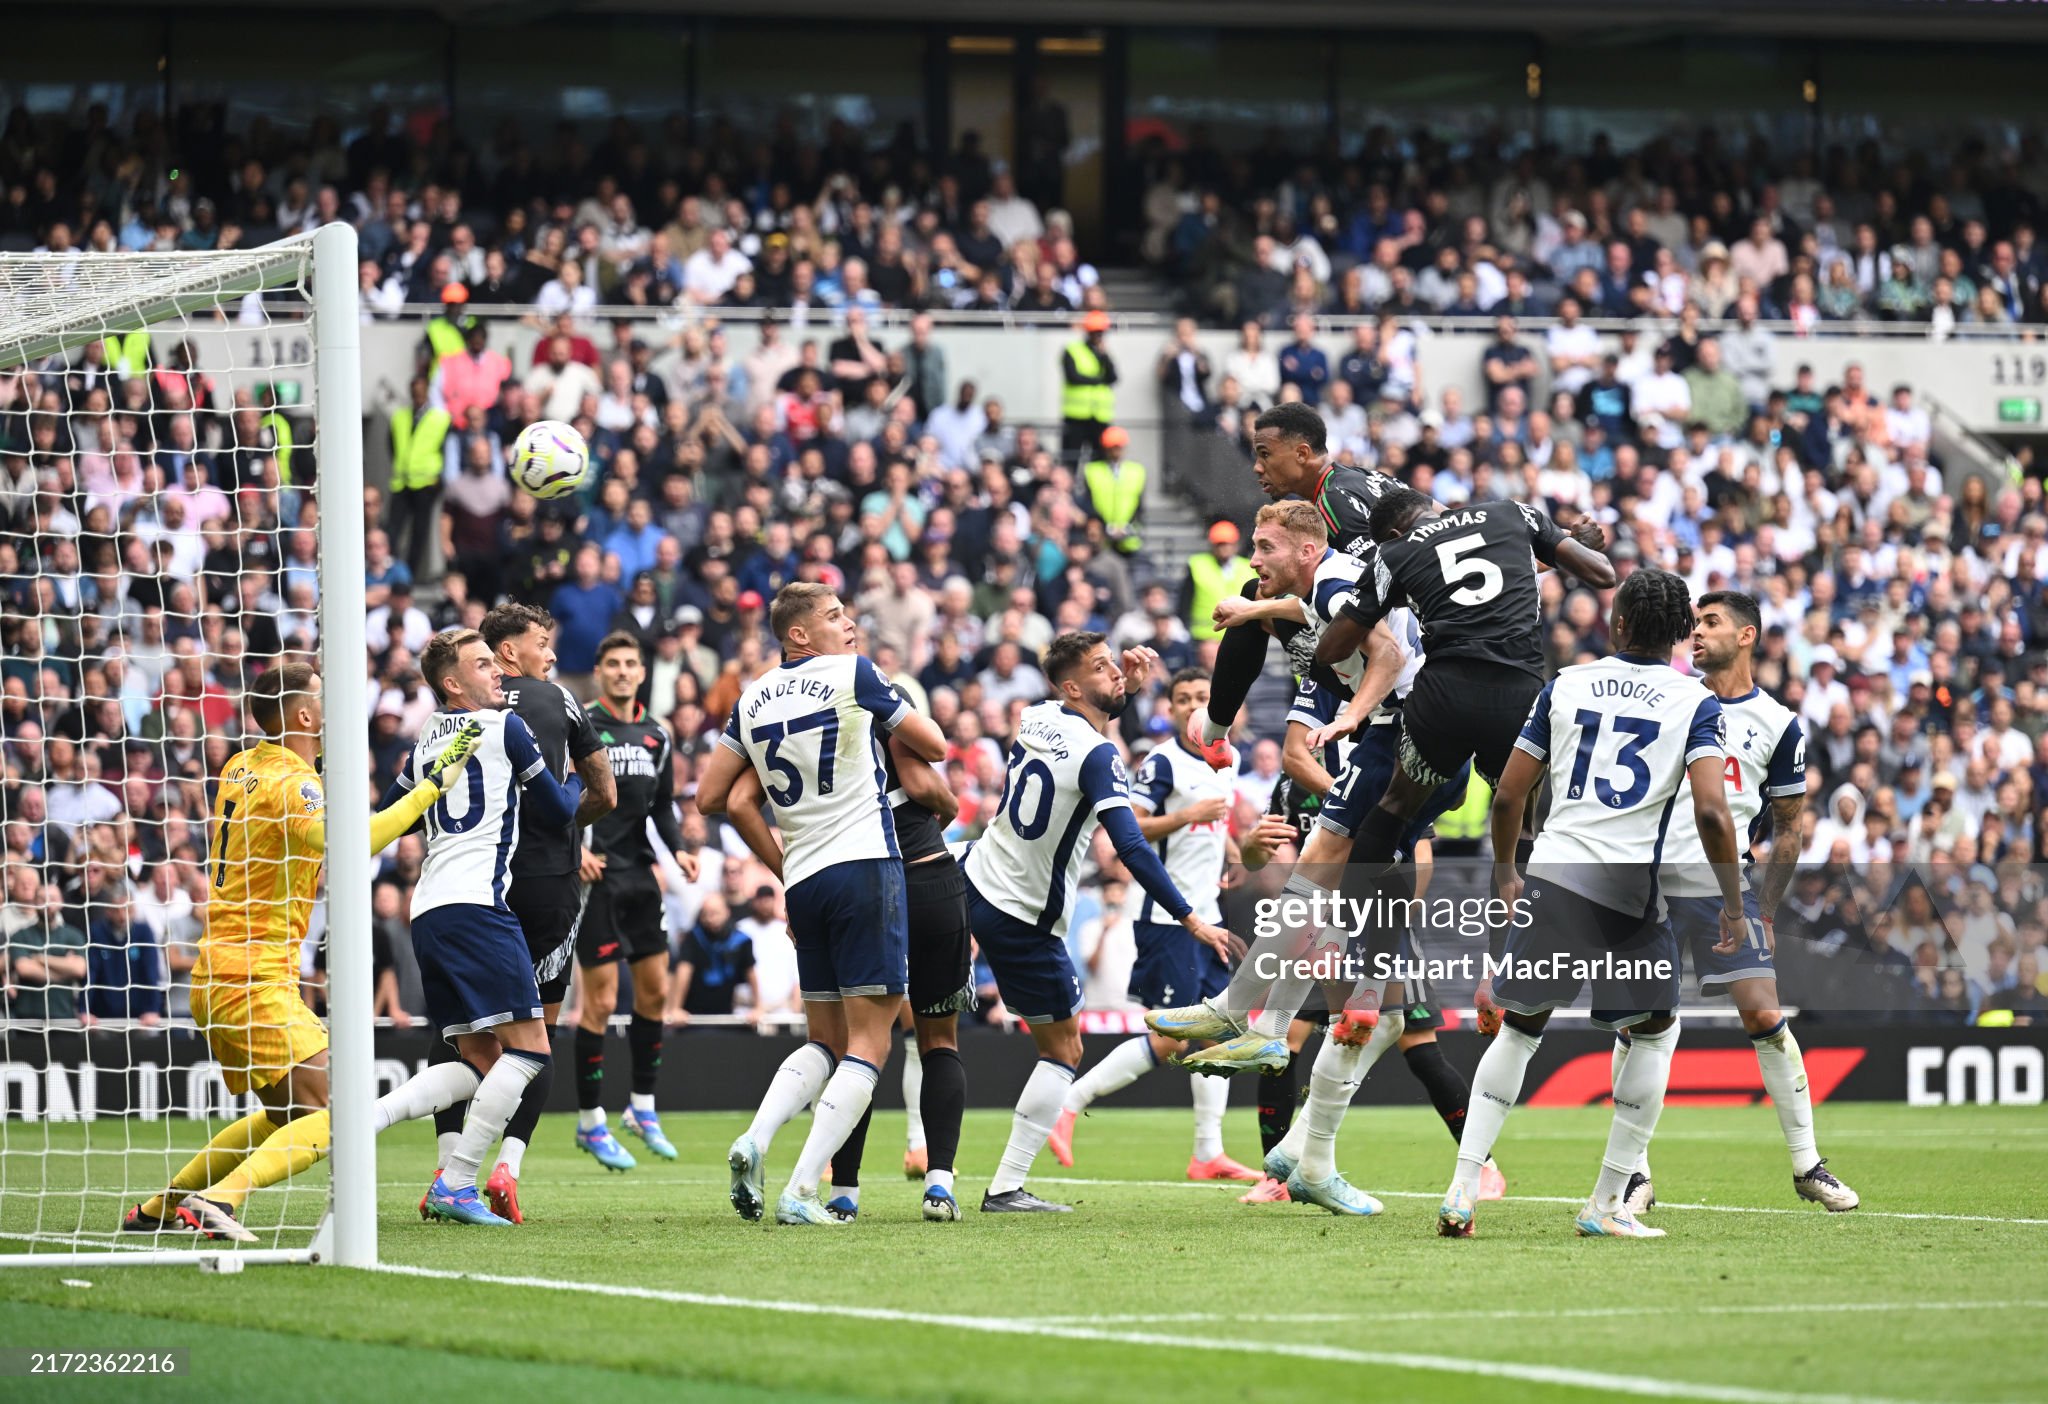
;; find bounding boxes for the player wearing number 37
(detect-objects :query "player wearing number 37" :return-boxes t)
[123,661,488,1244]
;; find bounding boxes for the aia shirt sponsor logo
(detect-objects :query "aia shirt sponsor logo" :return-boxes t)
[1526,1048,1865,1107]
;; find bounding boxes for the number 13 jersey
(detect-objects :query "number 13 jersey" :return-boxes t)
[721,653,912,888]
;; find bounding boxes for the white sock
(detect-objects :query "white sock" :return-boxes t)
[1190,1070,1228,1161]
[1064,1035,1157,1114]
[1253,874,1327,1036]
[445,1051,548,1191]
[902,1034,926,1151]
[1453,1023,1542,1198]
[989,1059,1075,1194]
[1297,1011,1404,1181]
[1751,1019,1820,1174]
[746,1041,835,1156]
[788,1057,879,1198]
[1612,1035,1649,1177]
[1200,715,1230,744]
[373,1059,481,1133]
[577,1107,605,1132]
[436,1131,461,1165]
[629,1092,656,1116]
[498,1137,527,1178]
[925,1166,955,1195]
[1594,1019,1679,1213]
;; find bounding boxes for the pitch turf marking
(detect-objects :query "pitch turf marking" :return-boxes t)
[1031,1177,2048,1226]
[367,1261,1956,1404]
[1023,1300,2048,1327]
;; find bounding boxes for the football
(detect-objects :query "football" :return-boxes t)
[510,419,590,499]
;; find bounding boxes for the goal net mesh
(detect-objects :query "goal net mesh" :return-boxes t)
[0,242,338,1259]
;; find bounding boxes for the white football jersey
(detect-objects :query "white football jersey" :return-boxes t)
[1122,740,1233,926]
[404,708,546,917]
[1279,548,1370,697]
[1517,654,1726,916]
[1659,686,1805,896]
[720,653,911,889]
[966,702,1131,939]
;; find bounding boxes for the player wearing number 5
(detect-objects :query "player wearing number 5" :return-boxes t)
[697,583,948,1226]
[124,662,485,1243]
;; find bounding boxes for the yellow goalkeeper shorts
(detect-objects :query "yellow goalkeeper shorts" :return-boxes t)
[190,981,329,1095]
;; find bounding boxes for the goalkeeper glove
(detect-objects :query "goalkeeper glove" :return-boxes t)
[421,720,485,791]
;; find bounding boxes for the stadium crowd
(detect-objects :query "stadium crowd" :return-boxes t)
[2,104,2048,1038]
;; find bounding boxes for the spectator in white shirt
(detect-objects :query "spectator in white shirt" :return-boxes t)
[1885,384,1931,451]
[1223,322,1281,407]
[683,228,752,305]
[924,381,989,471]
[534,259,597,318]
[984,167,1044,250]
[1544,297,1601,396]
[1633,344,1692,451]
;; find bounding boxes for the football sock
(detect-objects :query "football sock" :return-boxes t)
[427,1036,467,1143]
[575,1025,605,1112]
[747,1041,835,1156]
[1252,875,1325,1037]
[1190,1067,1228,1162]
[902,1032,926,1151]
[919,1045,966,1174]
[499,1028,558,1153]
[1297,1011,1403,1182]
[499,1138,529,1177]
[1403,1039,1472,1146]
[373,1058,482,1133]
[1353,803,1407,868]
[141,1109,277,1218]
[629,1093,655,1115]
[1594,1019,1679,1214]
[1453,1023,1542,1199]
[446,1049,550,1192]
[1206,612,1269,739]
[437,1131,461,1165]
[1063,1035,1157,1114]
[989,1058,1074,1195]
[1750,1018,1821,1174]
[789,1056,879,1198]
[628,1013,662,1098]
[1612,1033,1649,1176]
[1257,1045,1305,1155]
[832,1103,875,1189]
[205,1111,330,1214]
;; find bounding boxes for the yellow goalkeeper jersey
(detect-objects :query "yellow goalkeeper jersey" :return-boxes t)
[196,741,328,987]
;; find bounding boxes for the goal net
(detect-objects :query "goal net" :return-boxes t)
[0,225,374,1268]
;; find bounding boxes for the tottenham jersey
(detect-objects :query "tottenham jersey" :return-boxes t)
[1516,654,1725,916]
[966,702,1132,939]
[1280,548,1370,696]
[404,708,547,917]
[1122,740,1233,926]
[1660,687,1804,897]
[720,652,911,889]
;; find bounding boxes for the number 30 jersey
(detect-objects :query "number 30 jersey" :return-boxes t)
[721,653,912,888]
[1515,653,1725,916]
[967,702,1132,939]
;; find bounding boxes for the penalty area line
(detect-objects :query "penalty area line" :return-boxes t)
[367,1261,1945,1404]
[1022,1300,2048,1327]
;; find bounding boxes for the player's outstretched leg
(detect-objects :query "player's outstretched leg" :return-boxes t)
[1050,1035,1159,1167]
[1242,1021,1313,1203]
[1441,1019,1544,1237]
[132,1109,277,1228]
[983,1052,1078,1214]
[1284,1010,1402,1216]
[731,1039,836,1222]
[428,1037,551,1227]
[1577,1017,1678,1239]
[902,1027,928,1180]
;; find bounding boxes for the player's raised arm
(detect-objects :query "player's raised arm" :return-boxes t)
[371,720,486,851]
[506,711,585,828]
[1306,621,1402,749]
[1520,499,1617,590]
[856,654,945,761]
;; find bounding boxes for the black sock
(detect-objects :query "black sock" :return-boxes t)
[1258,1047,1305,1155]
[428,1036,467,1141]
[501,1030,557,1147]
[628,1013,663,1097]
[833,1105,874,1189]
[574,1025,605,1112]
[1403,1040,1472,1147]
[1355,803,1408,867]
[919,1045,966,1174]
[1207,606,1272,728]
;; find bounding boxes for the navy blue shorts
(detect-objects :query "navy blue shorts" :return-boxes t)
[1317,717,1473,852]
[966,878,1083,1025]
[410,903,545,1042]
[1491,878,1680,1032]
[785,857,909,1001]
[1126,920,1230,1010]
[1666,891,1772,992]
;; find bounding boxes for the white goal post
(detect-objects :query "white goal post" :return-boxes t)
[0,224,373,1268]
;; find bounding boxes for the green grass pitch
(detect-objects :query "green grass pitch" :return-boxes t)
[1,1103,2042,1403]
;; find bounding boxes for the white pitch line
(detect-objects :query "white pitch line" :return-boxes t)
[1029,1176,2048,1226]
[367,1262,1959,1404]
[1022,1300,2048,1328]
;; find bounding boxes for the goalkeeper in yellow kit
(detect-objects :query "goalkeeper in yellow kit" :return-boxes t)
[123,662,483,1243]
